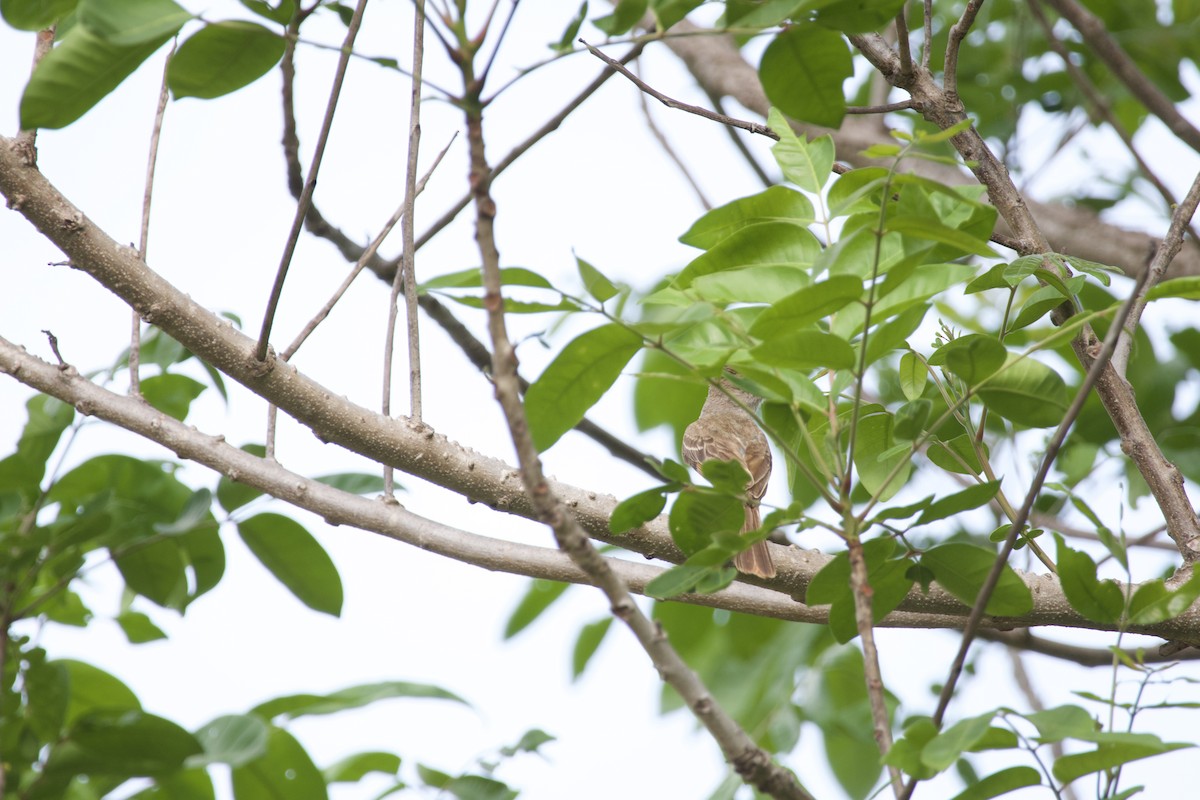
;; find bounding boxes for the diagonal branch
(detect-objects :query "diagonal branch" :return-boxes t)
[462,50,814,800]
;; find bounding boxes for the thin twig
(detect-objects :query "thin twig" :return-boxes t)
[1041,0,1200,154]
[383,0,428,498]
[944,0,985,105]
[281,137,454,363]
[579,39,779,141]
[634,62,711,210]
[255,0,370,361]
[901,255,1154,800]
[702,88,774,188]
[1026,0,1196,247]
[131,43,175,398]
[846,100,914,115]
[894,10,913,84]
[13,27,55,165]
[921,0,933,70]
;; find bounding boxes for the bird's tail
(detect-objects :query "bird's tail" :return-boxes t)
[735,504,776,578]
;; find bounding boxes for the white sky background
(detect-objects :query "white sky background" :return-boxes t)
[3,3,1200,799]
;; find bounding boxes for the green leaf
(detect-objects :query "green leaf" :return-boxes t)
[689,265,812,305]
[571,617,612,680]
[609,486,669,534]
[576,256,618,302]
[168,20,286,100]
[192,714,270,767]
[21,26,172,129]
[929,334,1006,386]
[1024,705,1098,743]
[768,110,836,192]
[324,751,402,783]
[57,710,203,776]
[79,0,192,45]
[673,221,821,289]
[920,543,1033,616]
[216,443,266,511]
[420,266,555,291]
[1052,740,1190,784]
[915,481,1000,526]
[669,490,743,554]
[0,394,74,496]
[921,711,999,770]
[238,513,343,616]
[899,352,927,401]
[813,0,906,32]
[807,539,913,643]
[948,766,1041,800]
[551,2,587,52]
[140,373,206,421]
[58,659,141,727]
[1054,534,1124,624]
[592,0,647,35]
[852,412,910,502]
[644,563,710,599]
[115,611,167,644]
[2,0,78,30]
[500,728,555,756]
[749,275,863,338]
[115,538,187,607]
[240,0,296,25]
[927,433,986,475]
[1147,275,1200,300]
[252,681,467,720]
[231,726,326,800]
[504,579,570,639]
[760,29,852,128]
[525,323,643,451]
[977,355,1069,428]
[1127,568,1200,624]
[313,472,387,495]
[679,186,815,249]
[752,330,856,371]
[885,215,998,258]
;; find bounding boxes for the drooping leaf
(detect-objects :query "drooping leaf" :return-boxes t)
[504,579,570,639]
[21,26,173,129]
[237,513,343,616]
[168,20,286,99]
[1054,534,1124,624]
[571,617,613,680]
[230,726,327,800]
[679,186,816,249]
[78,0,193,46]
[761,29,852,128]
[191,714,270,767]
[251,681,467,720]
[323,751,402,783]
[525,324,643,451]
[920,543,1033,616]
[977,356,1069,428]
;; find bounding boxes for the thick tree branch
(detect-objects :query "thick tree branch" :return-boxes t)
[4,136,1200,646]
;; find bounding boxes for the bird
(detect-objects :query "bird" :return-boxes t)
[681,375,776,578]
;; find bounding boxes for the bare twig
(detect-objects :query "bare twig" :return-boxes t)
[131,44,175,398]
[921,0,933,70]
[382,0,428,498]
[1041,0,1200,154]
[1026,0,1196,247]
[579,39,779,141]
[1112,170,1200,375]
[944,0,985,106]
[846,100,914,115]
[255,0,370,361]
[634,62,711,210]
[894,10,912,84]
[902,250,1153,800]
[13,27,55,165]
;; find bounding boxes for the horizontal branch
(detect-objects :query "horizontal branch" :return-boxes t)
[2,136,1199,645]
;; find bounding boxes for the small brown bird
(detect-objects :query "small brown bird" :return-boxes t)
[682,376,776,578]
